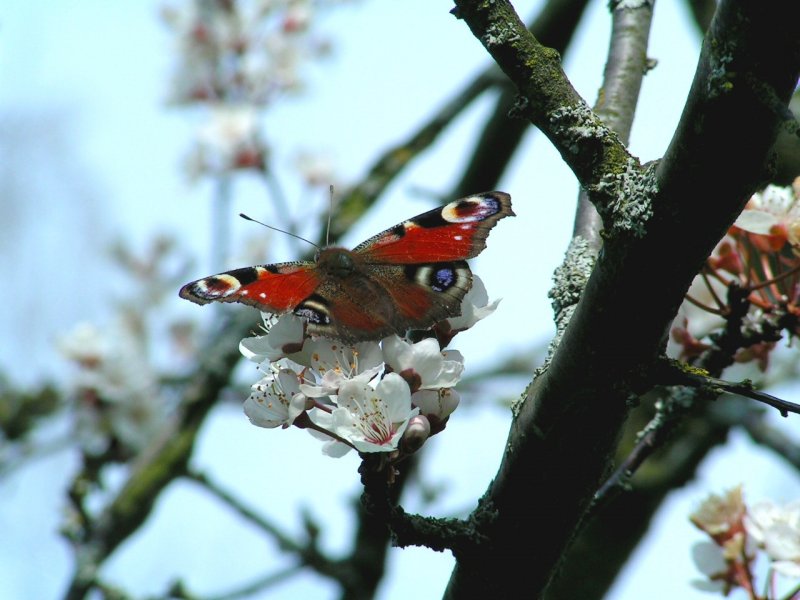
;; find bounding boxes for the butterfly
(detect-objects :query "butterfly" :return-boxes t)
[179,191,513,342]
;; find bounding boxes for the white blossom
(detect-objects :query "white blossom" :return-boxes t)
[382,335,463,391]
[445,275,501,333]
[244,367,309,428]
[745,499,800,578]
[311,373,417,454]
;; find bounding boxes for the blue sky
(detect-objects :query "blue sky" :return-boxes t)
[1,1,799,599]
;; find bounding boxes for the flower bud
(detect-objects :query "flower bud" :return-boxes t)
[400,415,431,454]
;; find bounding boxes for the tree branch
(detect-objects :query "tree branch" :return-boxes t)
[446,1,800,597]
[573,0,654,247]
[63,309,257,600]
[452,0,636,208]
[452,0,591,198]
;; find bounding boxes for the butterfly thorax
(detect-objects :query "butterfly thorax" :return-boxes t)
[316,247,357,278]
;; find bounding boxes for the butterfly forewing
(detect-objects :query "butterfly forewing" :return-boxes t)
[353,192,513,264]
[179,262,320,313]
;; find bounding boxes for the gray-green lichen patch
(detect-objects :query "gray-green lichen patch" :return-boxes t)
[707,37,735,98]
[548,104,607,155]
[549,236,596,317]
[593,158,658,238]
[531,236,597,379]
[481,20,520,47]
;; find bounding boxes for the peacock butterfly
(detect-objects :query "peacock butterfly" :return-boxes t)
[179,191,513,342]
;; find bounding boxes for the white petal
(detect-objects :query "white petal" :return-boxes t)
[734,210,780,235]
[376,373,412,421]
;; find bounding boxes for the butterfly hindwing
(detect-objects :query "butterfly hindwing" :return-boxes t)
[179,262,320,313]
[353,191,513,264]
[367,261,472,324]
[295,260,472,342]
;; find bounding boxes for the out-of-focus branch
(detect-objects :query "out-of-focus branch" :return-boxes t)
[326,71,503,243]
[452,0,591,198]
[686,0,715,33]
[736,409,800,472]
[545,395,731,600]
[63,309,257,600]
[186,470,313,555]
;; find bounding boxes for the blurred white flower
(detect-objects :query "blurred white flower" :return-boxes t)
[745,499,800,578]
[295,150,336,187]
[164,0,332,107]
[58,321,165,455]
[734,180,800,247]
[690,486,746,538]
[689,541,729,593]
[186,105,268,177]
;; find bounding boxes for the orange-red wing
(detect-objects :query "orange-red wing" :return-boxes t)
[179,262,320,313]
[353,191,513,264]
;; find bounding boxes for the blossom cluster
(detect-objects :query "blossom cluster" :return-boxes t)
[239,277,499,459]
[162,0,331,107]
[671,178,800,367]
[162,0,338,180]
[690,486,800,598]
[57,321,167,457]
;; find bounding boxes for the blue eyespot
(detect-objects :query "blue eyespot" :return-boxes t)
[432,267,455,291]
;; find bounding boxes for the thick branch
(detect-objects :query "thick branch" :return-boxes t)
[453,0,591,198]
[446,1,800,597]
[452,0,636,207]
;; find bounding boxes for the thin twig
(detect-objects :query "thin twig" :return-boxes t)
[185,469,308,553]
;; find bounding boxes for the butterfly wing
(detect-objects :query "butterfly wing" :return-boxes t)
[178,261,320,313]
[352,191,513,264]
[318,192,513,338]
[293,260,472,342]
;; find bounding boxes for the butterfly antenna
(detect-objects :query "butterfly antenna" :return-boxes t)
[326,184,334,247]
[239,213,320,250]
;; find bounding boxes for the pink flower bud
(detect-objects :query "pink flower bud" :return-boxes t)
[400,415,431,454]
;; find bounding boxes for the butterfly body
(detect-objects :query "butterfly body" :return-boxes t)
[180,191,513,342]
